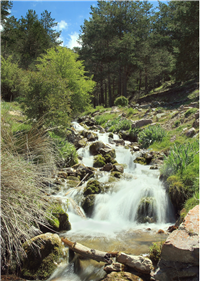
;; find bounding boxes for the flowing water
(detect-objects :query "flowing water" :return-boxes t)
[48,122,175,281]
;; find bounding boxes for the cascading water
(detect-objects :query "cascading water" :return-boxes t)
[49,122,175,281]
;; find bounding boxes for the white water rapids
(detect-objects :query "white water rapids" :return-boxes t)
[48,122,175,281]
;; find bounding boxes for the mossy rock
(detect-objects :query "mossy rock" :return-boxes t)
[137,197,157,223]
[21,233,64,280]
[104,153,117,164]
[93,154,106,168]
[108,176,118,183]
[108,133,114,138]
[168,181,187,212]
[83,179,102,196]
[81,194,96,217]
[46,202,71,232]
[67,175,80,181]
[134,156,147,165]
[111,171,122,178]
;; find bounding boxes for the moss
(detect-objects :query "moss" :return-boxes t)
[134,156,147,165]
[104,153,116,164]
[47,202,71,231]
[93,154,106,167]
[83,179,102,196]
[111,171,122,178]
[21,234,63,280]
[137,197,157,223]
[81,194,95,217]
[149,241,164,264]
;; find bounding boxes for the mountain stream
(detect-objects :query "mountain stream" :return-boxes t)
[48,122,175,281]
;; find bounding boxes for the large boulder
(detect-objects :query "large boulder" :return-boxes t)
[154,205,199,281]
[21,233,64,280]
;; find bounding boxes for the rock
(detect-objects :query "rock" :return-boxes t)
[194,110,199,119]
[193,119,199,128]
[104,262,125,273]
[157,229,165,234]
[72,163,94,180]
[132,146,140,151]
[154,205,199,281]
[116,252,153,274]
[81,194,96,217]
[76,138,87,148]
[89,141,109,155]
[21,233,64,280]
[113,139,125,146]
[167,225,178,233]
[132,119,153,128]
[93,154,106,167]
[185,127,196,137]
[83,179,102,196]
[113,164,124,173]
[102,271,144,281]
[101,163,113,172]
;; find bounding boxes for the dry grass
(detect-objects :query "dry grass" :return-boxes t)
[1,117,57,271]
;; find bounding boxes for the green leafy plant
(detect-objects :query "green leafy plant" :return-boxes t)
[184,108,198,118]
[114,96,128,107]
[149,241,164,263]
[138,125,166,148]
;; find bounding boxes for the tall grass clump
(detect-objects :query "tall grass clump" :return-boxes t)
[1,117,57,272]
[138,125,167,148]
[160,140,199,178]
[108,118,132,133]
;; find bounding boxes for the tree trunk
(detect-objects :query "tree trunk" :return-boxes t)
[104,82,108,108]
[108,70,112,107]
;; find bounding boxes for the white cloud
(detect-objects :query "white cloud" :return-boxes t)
[57,20,68,31]
[67,32,82,49]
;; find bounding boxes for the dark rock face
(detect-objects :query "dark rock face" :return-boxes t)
[154,205,199,281]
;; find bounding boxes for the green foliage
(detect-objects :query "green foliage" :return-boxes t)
[149,241,164,264]
[126,107,138,117]
[184,108,198,118]
[1,56,24,101]
[36,47,95,116]
[49,131,78,167]
[114,96,128,107]
[108,118,132,133]
[183,191,199,217]
[95,113,117,126]
[20,64,71,127]
[160,139,199,178]
[138,125,167,148]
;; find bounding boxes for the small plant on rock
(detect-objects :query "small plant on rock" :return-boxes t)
[149,241,164,264]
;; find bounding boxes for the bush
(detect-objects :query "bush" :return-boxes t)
[138,125,166,148]
[1,56,24,101]
[114,96,128,107]
[108,119,132,133]
[184,108,198,118]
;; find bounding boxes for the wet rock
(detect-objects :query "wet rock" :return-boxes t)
[101,163,113,172]
[81,130,98,141]
[113,164,124,173]
[154,205,199,281]
[76,138,87,148]
[89,141,109,155]
[136,197,157,223]
[102,271,144,280]
[132,146,140,151]
[93,154,106,168]
[21,233,64,280]
[72,163,94,180]
[157,229,165,234]
[81,194,96,217]
[83,179,102,196]
[132,119,153,128]
[113,139,125,146]
[167,225,178,233]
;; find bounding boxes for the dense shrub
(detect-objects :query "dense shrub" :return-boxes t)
[138,125,166,148]
[108,119,132,132]
[114,96,128,107]
[1,56,24,101]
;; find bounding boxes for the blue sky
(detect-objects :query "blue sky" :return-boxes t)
[10,1,163,49]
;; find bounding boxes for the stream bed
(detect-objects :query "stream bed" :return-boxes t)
[48,122,175,281]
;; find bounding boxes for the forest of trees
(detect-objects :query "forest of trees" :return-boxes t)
[76,1,199,107]
[1,0,199,114]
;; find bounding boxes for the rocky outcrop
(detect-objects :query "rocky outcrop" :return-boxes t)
[102,271,145,280]
[153,204,199,281]
[132,119,153,128]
